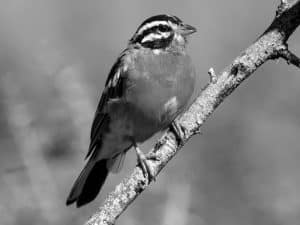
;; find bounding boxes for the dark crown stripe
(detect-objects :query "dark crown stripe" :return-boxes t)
[129,14,183,49]
[130,14,181,43]
[138,14,181,29]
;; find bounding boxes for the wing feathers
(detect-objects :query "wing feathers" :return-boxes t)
[87,51,129,159]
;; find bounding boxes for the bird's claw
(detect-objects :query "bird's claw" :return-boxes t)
[134,145,158,182]
[170,121,187,145]
[138,157,156,182]
[147,152,160,161]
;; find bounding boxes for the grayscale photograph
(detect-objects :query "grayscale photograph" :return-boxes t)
[0,0,299,225]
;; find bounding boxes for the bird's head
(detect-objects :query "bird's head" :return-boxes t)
[129,14,196,50]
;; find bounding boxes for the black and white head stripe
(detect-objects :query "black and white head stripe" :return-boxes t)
[129,15,183,49]
[135,15,181,36]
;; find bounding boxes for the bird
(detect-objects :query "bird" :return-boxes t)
[66,14,197,207]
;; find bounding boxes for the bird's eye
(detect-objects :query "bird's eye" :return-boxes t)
[158,25,171,33]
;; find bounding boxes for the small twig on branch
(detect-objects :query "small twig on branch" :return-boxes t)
[277,0,290,17]
[279,45,300,68]
[208,67,218,84]
[85,1,300,225]
[269,44,300,68]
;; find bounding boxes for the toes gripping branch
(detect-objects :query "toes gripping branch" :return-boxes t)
[133,141,158,182]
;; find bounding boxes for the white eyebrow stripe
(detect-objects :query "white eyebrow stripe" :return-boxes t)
[141,32,171,43]
[138,21,169,34]
[137,21,177,35]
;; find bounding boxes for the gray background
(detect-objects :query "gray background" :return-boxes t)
[0,0,300,225]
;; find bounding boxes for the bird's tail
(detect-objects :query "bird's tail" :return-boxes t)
[66,159,108,207]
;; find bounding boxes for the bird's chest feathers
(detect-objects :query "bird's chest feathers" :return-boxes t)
[125,50,194,123]
[128,50,193,92]
[137,50,185,79]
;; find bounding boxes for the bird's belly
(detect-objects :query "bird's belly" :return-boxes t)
[97,101,160,160]
[108,100,162,143]
[99,85,193,159]
[125,74,194,126]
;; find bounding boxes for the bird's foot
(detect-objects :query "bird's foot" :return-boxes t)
[170,121,187,145]
[134,144,158,182]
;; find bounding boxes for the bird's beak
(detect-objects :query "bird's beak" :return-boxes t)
[180,23,197,36]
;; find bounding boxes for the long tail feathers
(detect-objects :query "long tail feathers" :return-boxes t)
[66,159,108,207]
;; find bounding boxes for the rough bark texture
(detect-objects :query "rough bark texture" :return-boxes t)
[85,1,300,225]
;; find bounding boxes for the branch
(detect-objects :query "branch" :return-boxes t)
[85,1,300,224]
[273,44,300,68]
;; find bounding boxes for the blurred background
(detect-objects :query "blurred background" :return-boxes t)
[0,0,300,225]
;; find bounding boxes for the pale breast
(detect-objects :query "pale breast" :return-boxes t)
[125,49,195,125]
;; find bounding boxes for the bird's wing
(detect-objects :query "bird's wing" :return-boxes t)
[85,50,129,159]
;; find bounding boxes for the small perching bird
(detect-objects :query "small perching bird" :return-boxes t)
[66,14,197,207]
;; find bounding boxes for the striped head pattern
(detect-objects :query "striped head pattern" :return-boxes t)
[129,15,196,49]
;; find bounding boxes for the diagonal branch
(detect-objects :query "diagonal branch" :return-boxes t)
[85,1,300,225]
